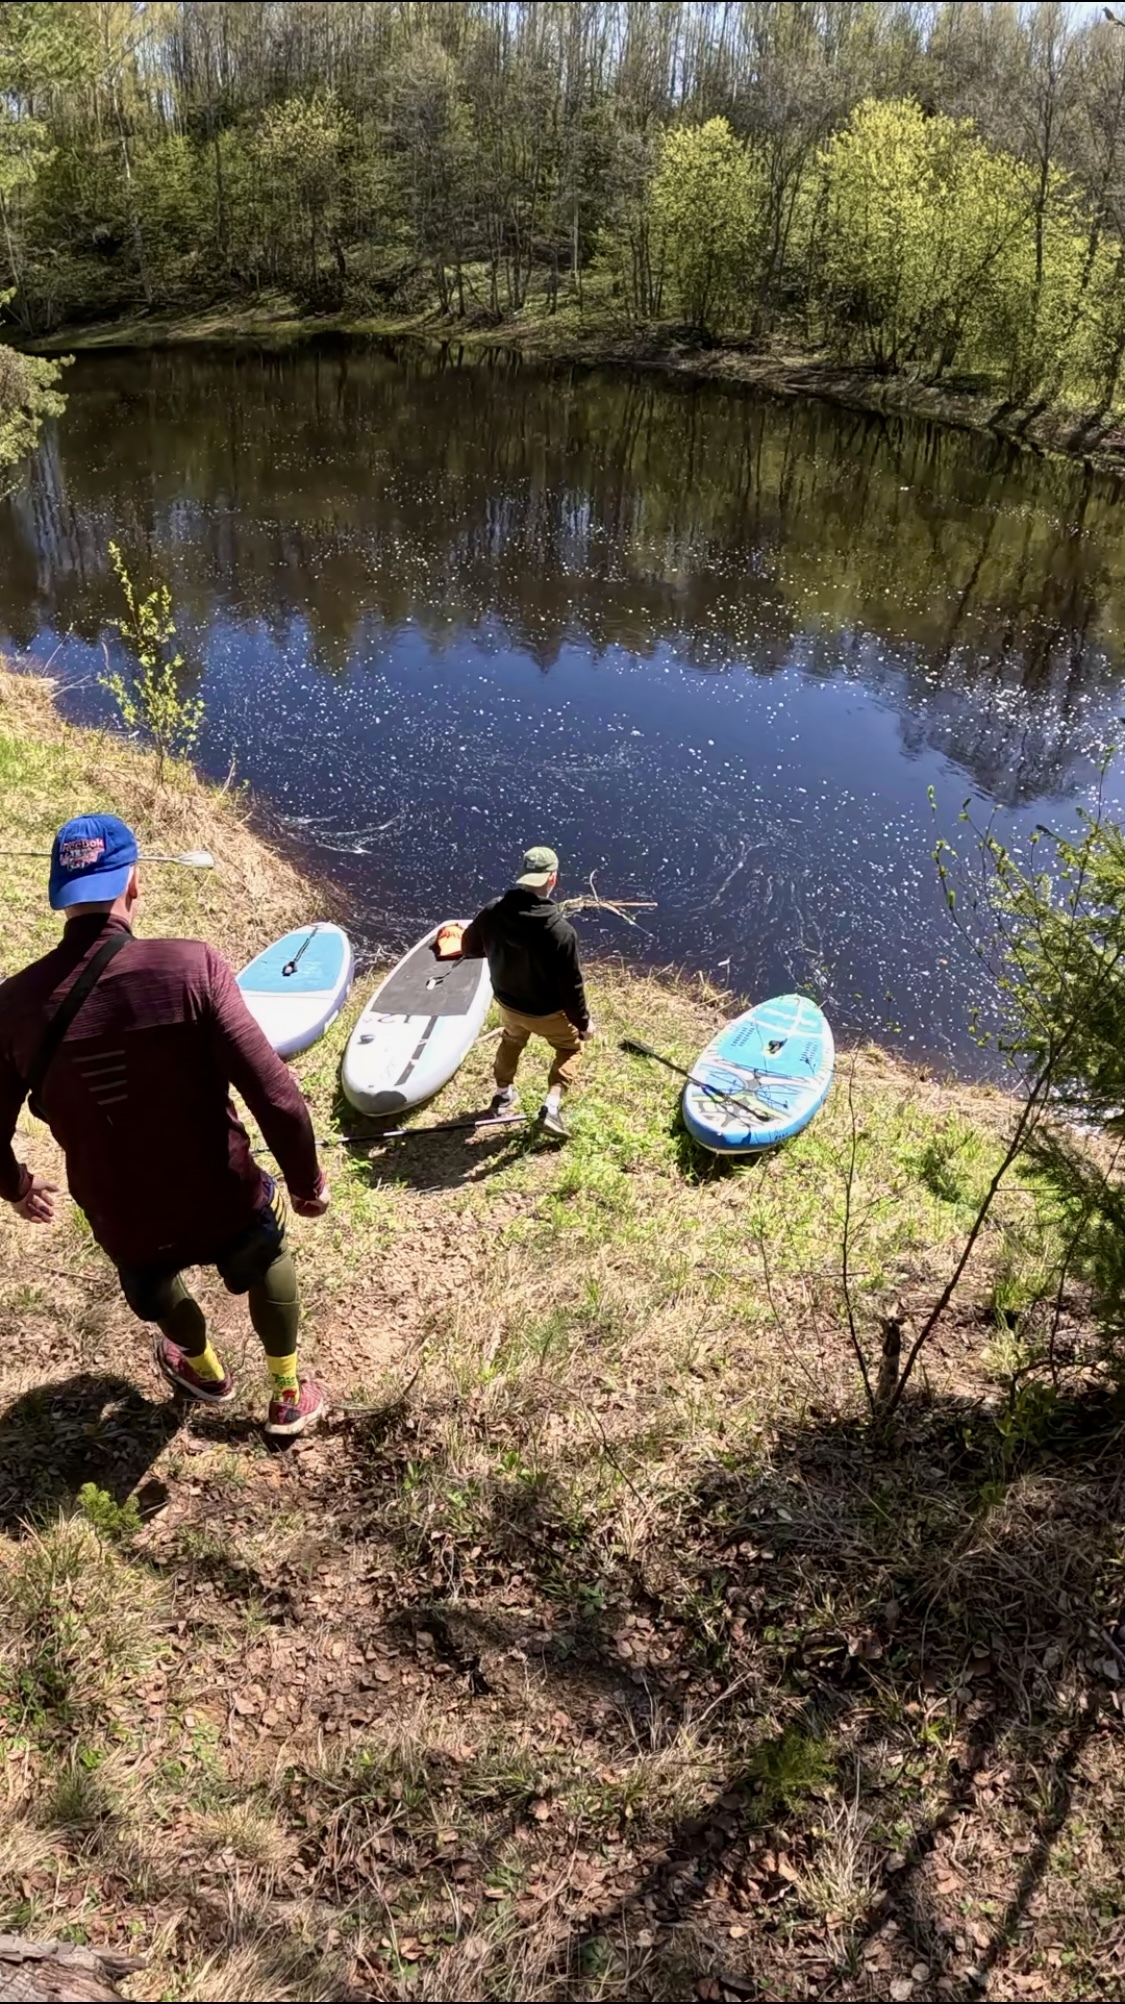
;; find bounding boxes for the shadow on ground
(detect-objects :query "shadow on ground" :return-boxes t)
[0,1371,183,1533]
[317,1383,1125,2000]
[5,1362,1124,1999]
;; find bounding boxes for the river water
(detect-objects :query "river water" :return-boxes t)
[2,341,1124,1069]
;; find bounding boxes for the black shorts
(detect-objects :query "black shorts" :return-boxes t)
[116,1179,289,1323]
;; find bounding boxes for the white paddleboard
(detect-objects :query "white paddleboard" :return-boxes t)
[341,923,493,1116]
[237,923,354,1059]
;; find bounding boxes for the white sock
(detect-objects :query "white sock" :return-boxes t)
[545,1087,562,1114]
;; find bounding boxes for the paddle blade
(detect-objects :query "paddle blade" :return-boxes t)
[621,1035,659,1058]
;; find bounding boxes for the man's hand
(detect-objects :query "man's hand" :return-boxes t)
[579,1020,596,1042]
[291,1170,330,1218]
[6,1168,59,1224]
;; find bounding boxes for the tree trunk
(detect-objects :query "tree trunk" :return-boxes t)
[118,126,152,308]
[212,119,226,269]
[874,1315,903,1414]
[0,194,31,332]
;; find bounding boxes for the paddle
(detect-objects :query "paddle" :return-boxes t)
[255,1113,526,1156]
[282,925,319,978]
[620,1034,775,1123]
[7,847,215,868]
[334,1112,526,1144]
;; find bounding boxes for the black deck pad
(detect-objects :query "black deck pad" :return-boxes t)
[375,939,484,1018]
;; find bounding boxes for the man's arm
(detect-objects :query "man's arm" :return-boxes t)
[204,949,324,1203]
[459,902,495,961]
[0,1040,26,1202]
[552,917,590,1031]
[0,1043,59,1221]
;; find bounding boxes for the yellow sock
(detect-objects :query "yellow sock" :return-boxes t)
[267,1352,299,1396]
[187,1337,226,1383]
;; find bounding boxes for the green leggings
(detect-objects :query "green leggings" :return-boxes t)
[157,1251,299,1361]
[115,1187,300,1362]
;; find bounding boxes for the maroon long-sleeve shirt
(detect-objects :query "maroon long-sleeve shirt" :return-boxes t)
[0,914,321,1269]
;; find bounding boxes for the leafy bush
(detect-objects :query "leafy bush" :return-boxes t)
[76,1482,141,1545]
[0,318,63,479]
[101,542,205,781]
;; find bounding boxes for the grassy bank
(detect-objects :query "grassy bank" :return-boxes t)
[30,291,1125,478]
[2,666,1124,2003]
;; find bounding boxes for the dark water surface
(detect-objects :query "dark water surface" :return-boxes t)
[3,341,1125,1068]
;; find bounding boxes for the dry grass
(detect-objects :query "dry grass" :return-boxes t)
[0,667,314,974]
[2,667,1124,2001]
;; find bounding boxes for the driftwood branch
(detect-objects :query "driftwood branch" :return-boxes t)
[559,869,656,929]
[0,1937,144,2004]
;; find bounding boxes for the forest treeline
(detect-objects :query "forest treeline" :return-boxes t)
[7,2,1125,453]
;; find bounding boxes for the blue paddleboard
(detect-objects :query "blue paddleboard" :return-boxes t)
[681,993,834,1154]
[237,923,354,1058]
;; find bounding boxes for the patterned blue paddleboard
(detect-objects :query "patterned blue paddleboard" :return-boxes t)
[682,993,834,1154]
[237,923,354,1059]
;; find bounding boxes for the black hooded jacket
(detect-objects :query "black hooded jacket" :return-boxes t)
[461,888,589,1029]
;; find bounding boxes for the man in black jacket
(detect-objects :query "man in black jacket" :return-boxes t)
[461,845,591,1139]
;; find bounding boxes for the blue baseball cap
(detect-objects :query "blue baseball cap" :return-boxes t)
[49,814,139,911]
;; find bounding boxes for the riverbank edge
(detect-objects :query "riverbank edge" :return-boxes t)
[26,299,1125,477]
[2,653,998,1099]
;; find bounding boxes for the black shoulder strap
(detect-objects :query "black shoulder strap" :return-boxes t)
[27,933,132,1120]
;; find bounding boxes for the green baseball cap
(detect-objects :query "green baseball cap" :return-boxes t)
[515,844,559,889]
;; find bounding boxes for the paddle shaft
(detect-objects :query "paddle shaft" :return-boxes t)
[282,925,319,978]
[334,1112,526,1144]
[621,1035,771,1123]
[4,848,214,868]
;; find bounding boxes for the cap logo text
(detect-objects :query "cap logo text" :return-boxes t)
[59,837,106,870]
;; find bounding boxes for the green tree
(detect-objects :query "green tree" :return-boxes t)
[951,803,1125,1126]
[254,90,350,300]
[0,321,62,476]
[815,96,1088,389]
[385,38,473,317]
[930,786,1125,1378]
[596,126,666,323]
[650,118,760,338]
[101,542,205,783]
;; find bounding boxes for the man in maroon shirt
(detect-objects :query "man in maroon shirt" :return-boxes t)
[0,814,330,1439]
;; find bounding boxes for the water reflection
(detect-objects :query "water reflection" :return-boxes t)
[1,341,1123,1063]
